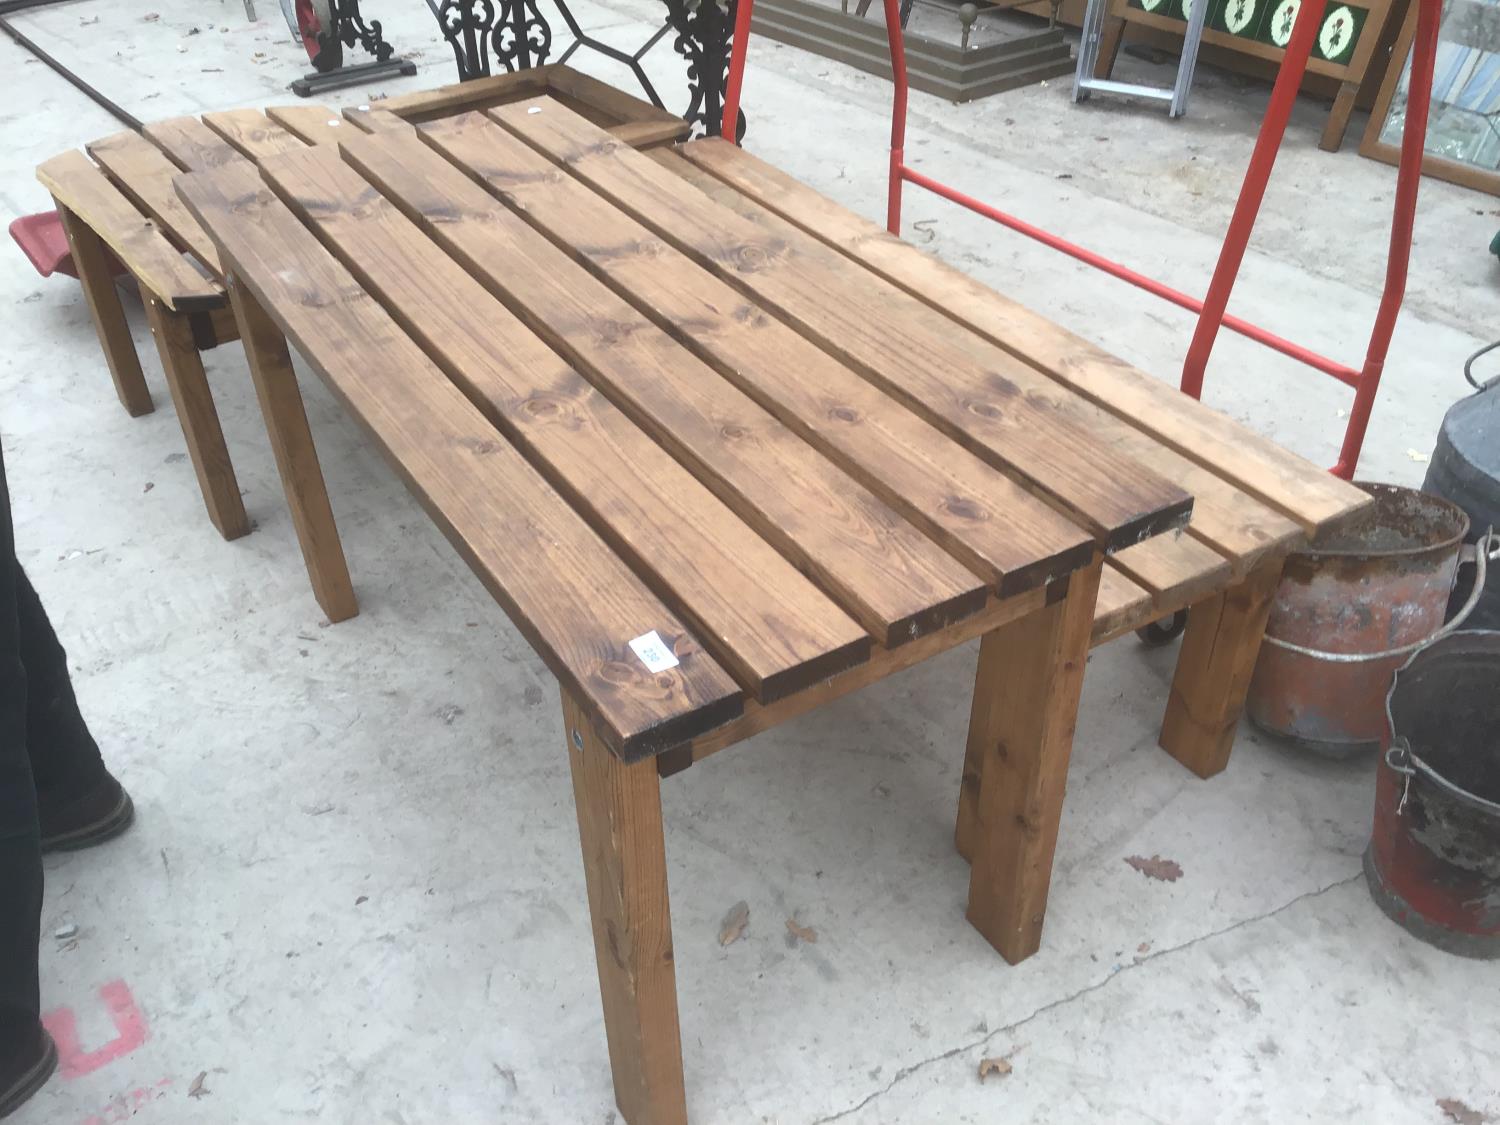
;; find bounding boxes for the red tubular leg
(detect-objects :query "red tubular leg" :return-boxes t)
[1179,0,1329,400]
[721,0,756,141]
[883,0,909,234]
[1331,0,1440,478]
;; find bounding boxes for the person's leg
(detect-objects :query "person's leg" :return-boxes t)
[16,566,131,852]
[0,443,56,1118]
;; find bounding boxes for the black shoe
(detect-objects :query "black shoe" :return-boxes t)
[0,1027,56,1120]
[39,772,135,854]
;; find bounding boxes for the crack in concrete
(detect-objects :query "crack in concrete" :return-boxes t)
[808,872,1363,1124]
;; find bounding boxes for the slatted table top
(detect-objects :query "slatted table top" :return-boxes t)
[157,95,1370,761]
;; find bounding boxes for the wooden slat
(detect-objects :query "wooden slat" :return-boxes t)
[336,130,992,648]
[677,138,1372,537]
[265,104,351,145]
[627,131,1306,576]
[1108,528,1231,602]
[37,149,221,311]
[86,130,223,276]
[544,66,690,143]
[144,116,247,171]
[1092,565,1152,643]
[342,105,415,134]
[262,144,873,697]
[175,161,743,759]
[203,109,307,160]
[422,114,1094,598]
[357,65,552,118]
[492,100,1195,553]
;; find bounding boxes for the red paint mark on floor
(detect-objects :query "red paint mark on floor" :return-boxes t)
[43,980,149,1079]
[78,1076,173,1124]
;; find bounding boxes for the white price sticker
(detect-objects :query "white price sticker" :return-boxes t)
[628,630,679,674]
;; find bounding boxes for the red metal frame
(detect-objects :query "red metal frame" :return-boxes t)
[721,0,1444,479]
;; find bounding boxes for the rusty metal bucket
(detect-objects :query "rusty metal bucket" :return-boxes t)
[1246,483,1492,757]
[1365,631,1500,957]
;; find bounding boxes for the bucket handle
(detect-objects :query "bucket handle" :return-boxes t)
[1262,530,1500,664]
[1464,339,1500,392]
[1387,740,1500,819]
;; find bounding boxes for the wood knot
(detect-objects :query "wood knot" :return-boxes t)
[828,405,859,424]
[942,496,985,521]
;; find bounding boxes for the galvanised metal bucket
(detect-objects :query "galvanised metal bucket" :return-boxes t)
[1365,631,1500,958]
[1246,484,1491,757]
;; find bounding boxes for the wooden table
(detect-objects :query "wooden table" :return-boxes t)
[37,74,1370,1125]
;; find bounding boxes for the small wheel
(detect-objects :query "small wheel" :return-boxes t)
[1135,610,1188,647]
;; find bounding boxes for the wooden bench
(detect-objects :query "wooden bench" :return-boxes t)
[33,66,689,542]
[151,96,1370,1123]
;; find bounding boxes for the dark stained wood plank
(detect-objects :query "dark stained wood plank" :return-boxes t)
[564,688,688,1125]
[335,129,991,647]
[678,138,1372,538]
[265,104,352,145]
[144,115,246,171]
[86,130,224,276]
[203,108,307,161]
[53,202,153,416]
[355,65,552,118]
[637,134,1303,577]
[174,161,743,758]
[421,114,1094,599]
[491,100,1193,552]
[543,66,690,143]
[37,150,222,310]
[262,144,873,697]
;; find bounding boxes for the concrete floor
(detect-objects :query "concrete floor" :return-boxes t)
[0,0,1496,1121]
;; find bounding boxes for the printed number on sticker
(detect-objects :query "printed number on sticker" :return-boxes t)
[629,630,680,674]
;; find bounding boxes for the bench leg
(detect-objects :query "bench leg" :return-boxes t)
[564,689,688,1125]
[1158,554,1284,779]
[55,203,153,418]
[960,555,1102,964]
[227,274,358,624]
[142,295,250,542]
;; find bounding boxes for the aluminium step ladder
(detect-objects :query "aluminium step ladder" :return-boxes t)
[1072,0,1209,117]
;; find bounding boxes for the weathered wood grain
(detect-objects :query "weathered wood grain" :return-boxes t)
[338,128,992,648]
[493,100,1194,552]
[175,161,743,758]
[678,138,1372,538]
[87,130,224,276]
[203,108,307,161]
[144,115,247,171]
[422,114,1095,599]
[262,144,873,699]
[265,104,351,145]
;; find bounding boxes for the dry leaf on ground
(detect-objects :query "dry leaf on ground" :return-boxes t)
[718,901,749,947]
[786,917,817,944]
[978,1056,1013,1082]
[1125,855,1183,882]
[1437,1098,1486,1125]
[188,1071,208,1099]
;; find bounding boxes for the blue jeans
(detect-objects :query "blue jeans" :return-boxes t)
[0,439,105,1051]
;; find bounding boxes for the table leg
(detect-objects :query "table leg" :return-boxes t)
[564,689,688,1125]
[959,556,1102,964]
[1158,553,1284,778]
[227,274,358,624]
[54,203,153,418]
[142,295,250,542]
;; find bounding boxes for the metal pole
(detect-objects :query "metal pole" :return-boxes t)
[720,0,756,141]
[882,0,909,234]
[1331,0,1440,479]
[1177,0,1328,400]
